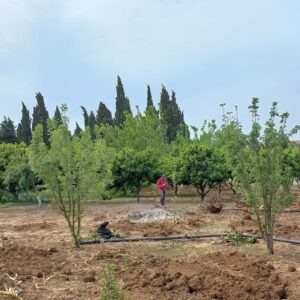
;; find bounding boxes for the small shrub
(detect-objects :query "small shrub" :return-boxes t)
[100,264,127,300]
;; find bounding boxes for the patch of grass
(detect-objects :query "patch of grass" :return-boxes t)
[224,231,258,246]
[100,264,128,300]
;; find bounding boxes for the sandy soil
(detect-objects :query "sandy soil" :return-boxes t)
[0,199,299,300]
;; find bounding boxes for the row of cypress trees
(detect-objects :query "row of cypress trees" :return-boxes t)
[0,76,187,144]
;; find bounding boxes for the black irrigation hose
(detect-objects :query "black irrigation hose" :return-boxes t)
[80,233,300,245]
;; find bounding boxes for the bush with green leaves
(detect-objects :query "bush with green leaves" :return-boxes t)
[175,142,230,200]
[111,148,158,202]
[28,107,110,247]
[236,99,298,254]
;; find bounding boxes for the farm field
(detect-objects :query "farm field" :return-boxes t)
[0,197,300,300]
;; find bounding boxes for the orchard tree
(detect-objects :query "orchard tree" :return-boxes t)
[29,106,108,247]
[176,142,230,200]
[4,163,35,200]
[236,99,298,254]
[0,143,29,200]
[215,107,247,193]
[111,149,158,202]
[118,110,167,156]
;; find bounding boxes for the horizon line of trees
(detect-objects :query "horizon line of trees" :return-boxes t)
[0,76,188,145]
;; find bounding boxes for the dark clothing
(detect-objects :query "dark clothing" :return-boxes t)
[97,222,114,239]
[160,190,166,206]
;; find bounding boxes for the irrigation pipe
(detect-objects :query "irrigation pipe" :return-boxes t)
[80,233,300,245]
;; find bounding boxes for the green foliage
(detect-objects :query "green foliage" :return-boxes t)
[32,92,50,145]
[224,231,257,246]
[215,108,247,193]
[17,102,32,145]
[115,76,132,125]
[53,106,63,127]
[100,264,127,300]
[80,106,89,128]
[282,146,300,185]
[3,163,35,200]
[0,143,31,201]
[89,111,97,139]
[99,109,167,157]
[175,142,230,200]
[236,99,297,254]
[97,101,113,126]
[0,117,17,144]
[111,148,158,201]
[29,108,110,247]
[146,85,158,115]
[159,86,187,143]
[74,122,82,137]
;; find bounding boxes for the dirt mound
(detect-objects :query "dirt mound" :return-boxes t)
[229,218,259,234]
[0,243,64,277]
[120,251,287,299]
[13,221,55,232]
[113,215,208,237]
[275,223,300,239]
[128,208,177,222]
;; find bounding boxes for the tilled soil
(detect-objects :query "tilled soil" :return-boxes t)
[0,200,299,299]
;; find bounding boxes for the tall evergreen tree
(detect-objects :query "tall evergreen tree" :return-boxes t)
[74,122,82,137]
[80,106,89,128]
[159,86,187,143]
[32,92,49,145]
[146,85,158,115]
[96,101,113,126]
[0,117,17,143]
[53,106,63,126]
[146,85,154,108]
[114,76,132,125]
[88,111,96,139]
[17,102,32,145]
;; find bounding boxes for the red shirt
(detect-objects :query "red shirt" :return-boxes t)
[157,177,168,191]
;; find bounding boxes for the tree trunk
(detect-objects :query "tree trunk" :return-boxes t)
[136,190,140,203]
[265,233,274,254]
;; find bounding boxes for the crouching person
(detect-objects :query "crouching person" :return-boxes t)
[97,221,115,239]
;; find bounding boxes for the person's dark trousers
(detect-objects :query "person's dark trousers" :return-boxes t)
[160,190,166,205]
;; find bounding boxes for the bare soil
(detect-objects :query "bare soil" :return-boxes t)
[0,198,299,300]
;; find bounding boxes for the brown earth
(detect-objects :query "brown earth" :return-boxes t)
[0,198,299,300]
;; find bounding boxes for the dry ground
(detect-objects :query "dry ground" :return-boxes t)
[0,198,299,300]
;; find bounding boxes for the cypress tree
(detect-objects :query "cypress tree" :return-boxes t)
[96,101,113,126]
[88,111,96,139]
[74,122,82,137]
[80,106,89,128]
[159,87,187,143]
[114,76,132,125]
[53,106,63,126]
[159,85,171,142]
[17,102,32,145]
[0,117,17,143]
[146,85,158,115]
[32,92,49,145]
[146,85,154,108]
[159,85,170,120]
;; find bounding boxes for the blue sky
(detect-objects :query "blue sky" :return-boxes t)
[0,0,299,136]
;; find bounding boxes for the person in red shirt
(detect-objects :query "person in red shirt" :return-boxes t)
[157,174,168,206]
